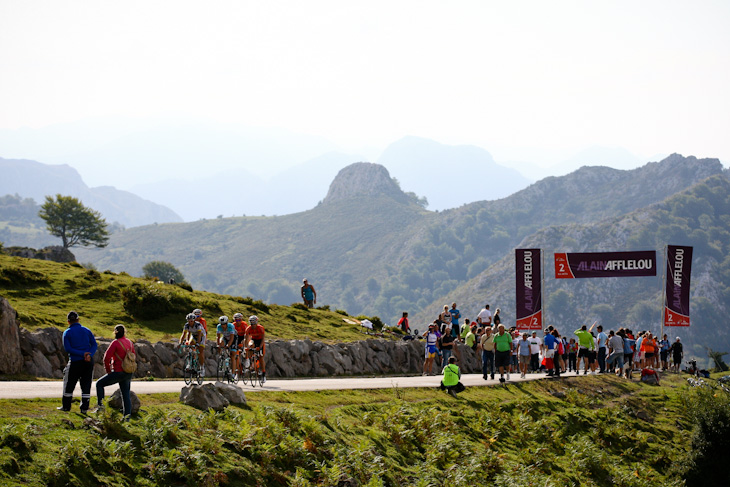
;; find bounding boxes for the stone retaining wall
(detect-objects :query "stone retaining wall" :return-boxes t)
[2,297,482,379]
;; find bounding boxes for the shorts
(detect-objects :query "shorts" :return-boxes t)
[644,352,655,359]
[545,349,555,359]
[425,345,437,359]
[235,335,247,347]
[519,355,530,365]
[673,354,682,365]
[588,351,597,364]
[578,348,590,358]
[660,350,669,361]
[495,350,511,368]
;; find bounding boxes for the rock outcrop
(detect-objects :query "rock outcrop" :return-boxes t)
[5,246,75,263]
[108,389,141,414]
[0,297,24,374]
[322,162,411,205]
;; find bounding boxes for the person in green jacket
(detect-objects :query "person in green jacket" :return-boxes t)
[440,356,465,397]
[575,321,597,375]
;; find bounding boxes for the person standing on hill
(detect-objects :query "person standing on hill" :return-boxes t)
[449,303,460,338]
[476,304,492,328]
[422,322,441,376]
[596,325,608,373]
[575,322,597,374]
[397,312,410,333]
[59,311,97,413]
[493,324,513,383]
[438,305,452,333]
[670,337,683,372]
[93,325,135,420]
[301,279,317,308]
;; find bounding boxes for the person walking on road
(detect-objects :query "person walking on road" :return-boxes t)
[59,311,97,413]
[301,279,317,308]
[93,325,135,420]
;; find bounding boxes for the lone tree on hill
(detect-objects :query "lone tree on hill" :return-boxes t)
[38,194,109,250]
[142,260,186,283]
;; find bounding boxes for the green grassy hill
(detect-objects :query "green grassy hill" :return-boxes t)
[0,253,372,343]
[1,373,728,486]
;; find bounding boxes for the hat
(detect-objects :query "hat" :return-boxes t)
[67,311,79,322]
[676,337,681,341]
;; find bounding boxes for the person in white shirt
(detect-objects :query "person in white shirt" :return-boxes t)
[476,304,492,328]
[529,331,542,373]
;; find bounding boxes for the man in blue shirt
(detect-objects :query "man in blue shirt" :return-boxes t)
[543,329,561,378]
[449,302,460,338]
[59,311,98,413]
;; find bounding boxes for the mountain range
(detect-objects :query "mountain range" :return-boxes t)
[0,157,182,228]
[70,153,730,356]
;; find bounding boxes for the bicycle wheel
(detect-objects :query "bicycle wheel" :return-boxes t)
[247,361,256,388]
[196,357,204,385]
[229,354,239,384]
[217,354,227,382]
[183,353,194,386]
[254,355,264,387]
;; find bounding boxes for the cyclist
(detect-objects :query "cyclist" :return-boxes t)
[180,312,206,377]
[193,308,208,334]
[245,315,266,383]
[216,315,237,376]
[231,312,248,372]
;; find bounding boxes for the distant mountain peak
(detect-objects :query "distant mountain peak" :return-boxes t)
[322,162,407,204]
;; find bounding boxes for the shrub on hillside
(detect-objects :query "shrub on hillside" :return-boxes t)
[679,386,730,486]
[0,267,49,287]
[121,283,195,320]
[232,296,270,314]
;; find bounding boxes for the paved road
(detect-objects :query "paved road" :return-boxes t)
[0,372,554,399]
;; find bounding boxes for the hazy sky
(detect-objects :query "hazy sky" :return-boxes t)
[1,0,729,166]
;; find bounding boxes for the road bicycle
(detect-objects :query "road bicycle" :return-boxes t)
[181,343,204,386]
[215,345,239,384]
[244,347,265,387]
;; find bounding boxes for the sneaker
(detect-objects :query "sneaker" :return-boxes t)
[499,377,505,383]
[422,372,427,376]
[521,373,525,379]
[261,375,266,384]
[584,370,588,375]
[56,406,70,412]
[490,374,495,380]
[80,409,89,415]
[506,373,510,380]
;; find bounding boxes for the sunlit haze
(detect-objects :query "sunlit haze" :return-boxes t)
[1,0,729,186]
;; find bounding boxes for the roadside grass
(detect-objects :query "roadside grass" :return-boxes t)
[0,254,371,343]
[0,374,717,486]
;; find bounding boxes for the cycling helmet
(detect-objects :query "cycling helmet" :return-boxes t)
[218,315,229,325]
[233,312,243,320]
[249,315,259,325]
[193,308,203,316]
[186,313,196,321]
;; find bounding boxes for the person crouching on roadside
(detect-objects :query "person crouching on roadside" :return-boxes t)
[440,356,465,397]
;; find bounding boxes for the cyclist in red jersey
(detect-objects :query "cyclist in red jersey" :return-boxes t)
[193,308,208,334]
[245,315,266,382]
[231,312,248,373]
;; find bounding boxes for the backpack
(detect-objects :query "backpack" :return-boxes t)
[116,340,137,374]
